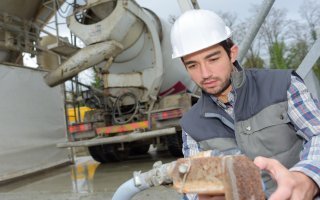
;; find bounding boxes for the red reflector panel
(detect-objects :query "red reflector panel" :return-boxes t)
[69,123,92,134]
[96,120,149,135]
[151,109,183,121]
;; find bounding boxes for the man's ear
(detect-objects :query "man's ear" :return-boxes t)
[230,45,239,63]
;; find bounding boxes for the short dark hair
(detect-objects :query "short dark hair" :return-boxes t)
[219,38,234,58]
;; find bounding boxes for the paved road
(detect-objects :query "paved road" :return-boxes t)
[0,149,182,200]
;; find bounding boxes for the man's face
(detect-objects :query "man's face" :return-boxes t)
[182,44,238,96]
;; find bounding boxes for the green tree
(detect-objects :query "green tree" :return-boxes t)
[269,41,287,69]
[243,47,264,68]
[258,8,293,69]
[286,40,309,69]
[91,66,103,89]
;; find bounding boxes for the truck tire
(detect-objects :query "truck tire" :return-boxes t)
[88,145,108,163]
[88,144,129,163]
[166,131,183,157]
[130,144,150,155]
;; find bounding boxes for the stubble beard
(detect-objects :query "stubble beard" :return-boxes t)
[200,76,231,96]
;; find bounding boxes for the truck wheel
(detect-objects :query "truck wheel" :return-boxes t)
[105,144,129,162]
[166,132,183,157]
[130,144,150,155]
[88,145,108,163]
[88,144,129,163]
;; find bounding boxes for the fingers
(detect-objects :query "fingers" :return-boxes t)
[254,157,293,200]
[253,156,268,170]
[254,156,286,180]
[254,156,282,171]
[254,156,275,179]
[269,185,292,200]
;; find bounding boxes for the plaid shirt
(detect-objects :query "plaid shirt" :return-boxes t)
[182,75,320,200]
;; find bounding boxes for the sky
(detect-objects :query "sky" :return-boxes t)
[136,0,303,22]
[23,0,306,68]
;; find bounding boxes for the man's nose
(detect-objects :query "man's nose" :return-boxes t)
[200,64,211,79]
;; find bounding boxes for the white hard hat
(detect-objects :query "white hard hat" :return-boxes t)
[170,9,232,58]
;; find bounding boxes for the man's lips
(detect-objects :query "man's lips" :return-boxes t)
[202,79,219,87]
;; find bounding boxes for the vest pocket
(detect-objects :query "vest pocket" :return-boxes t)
[235,103,301,159]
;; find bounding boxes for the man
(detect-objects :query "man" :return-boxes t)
[170,9,320,200]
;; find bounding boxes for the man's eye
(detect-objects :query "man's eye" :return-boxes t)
[209,58,218,62]
[187,65,196,69]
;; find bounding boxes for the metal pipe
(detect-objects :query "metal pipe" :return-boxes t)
[56,127,176,148]
[53,0,60,46]
[177,0,199,13]
[238,0,275,63]
[112,178,150,200]
[296,38,320,79]
[44,40,123,87]
[71,80,105,96]
[296,38,320,99]
[112,161,175,200]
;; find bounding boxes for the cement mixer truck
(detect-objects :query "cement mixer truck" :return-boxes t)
[52,0,199,162]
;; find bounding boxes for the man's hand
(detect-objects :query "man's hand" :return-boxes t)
[254,156,319,200]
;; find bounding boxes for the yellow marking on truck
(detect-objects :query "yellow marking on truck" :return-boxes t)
[96,121,149,135]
